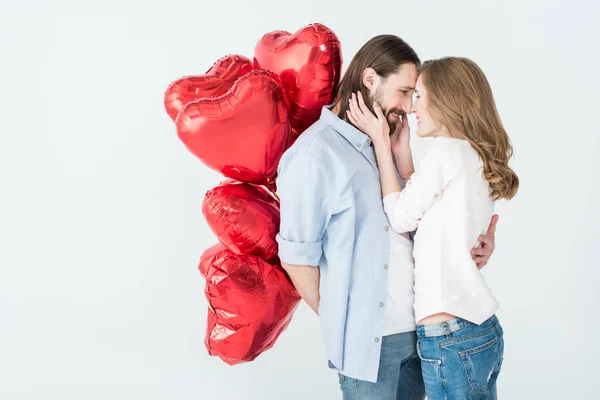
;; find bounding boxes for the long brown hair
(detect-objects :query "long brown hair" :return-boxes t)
[334,35,420,120]
[420,57,519,201]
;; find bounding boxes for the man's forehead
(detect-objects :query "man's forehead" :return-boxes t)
[389,78,415,90]
[387,69,417,89]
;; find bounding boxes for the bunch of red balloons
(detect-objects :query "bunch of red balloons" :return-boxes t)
[163,23,343,365]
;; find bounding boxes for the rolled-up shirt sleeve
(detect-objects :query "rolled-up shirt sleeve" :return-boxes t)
[383,143,459,233]
[276,149,331,267]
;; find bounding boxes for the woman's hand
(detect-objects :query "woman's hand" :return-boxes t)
[347,91,390,147]
[391,112,410,156]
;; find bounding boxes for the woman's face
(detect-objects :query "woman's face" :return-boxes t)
[412,75,442,138]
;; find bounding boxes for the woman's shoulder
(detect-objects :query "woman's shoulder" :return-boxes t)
[428,137,467,162]
[431,136,468,148]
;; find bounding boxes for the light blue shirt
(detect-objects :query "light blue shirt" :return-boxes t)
[276,107,394,383]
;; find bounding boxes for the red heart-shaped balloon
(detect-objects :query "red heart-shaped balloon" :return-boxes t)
[202,247,300,365]
[176,69,291,188]
[254,23,342,138]
[164,55,253,121]
[203,180,280,262]
[199,243,226,279]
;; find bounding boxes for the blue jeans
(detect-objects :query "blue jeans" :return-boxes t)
[416,315,504,400]
[338,331,426,400]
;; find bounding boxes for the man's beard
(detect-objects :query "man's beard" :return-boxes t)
[368,87,404,134]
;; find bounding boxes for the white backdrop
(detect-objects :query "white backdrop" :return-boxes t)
[1,1,598,399]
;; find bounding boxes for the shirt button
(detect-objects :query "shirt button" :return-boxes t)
[383,264,388,269]
[367,139,372,145]
[356,143,361,147]
[385,226,389,231]
[374,338,380,343]
[378,303,384,307]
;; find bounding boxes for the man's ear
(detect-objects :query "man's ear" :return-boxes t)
[362,67,378,91]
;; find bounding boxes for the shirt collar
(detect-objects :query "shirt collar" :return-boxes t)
[320,106,372,152]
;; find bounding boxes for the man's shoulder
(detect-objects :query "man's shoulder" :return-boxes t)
[280,119,340,166]
[292,119,339,152]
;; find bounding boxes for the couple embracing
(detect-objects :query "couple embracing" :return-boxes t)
[276,35,518,400]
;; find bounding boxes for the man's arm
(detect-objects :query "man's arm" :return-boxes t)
[281,262,320,315]
[276,149,330,316]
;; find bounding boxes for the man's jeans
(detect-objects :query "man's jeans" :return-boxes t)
[416,315,504,400]
[338,331,426,400]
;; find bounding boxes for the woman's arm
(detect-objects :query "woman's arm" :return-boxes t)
[347,92,458,233]
[395,149,415,187]
[346,92,498,266]
[346,92,402,197]
[373,141,402,197]
[390,110,415,186]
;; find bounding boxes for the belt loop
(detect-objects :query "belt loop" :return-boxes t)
[443,321,450,338]
[448,318,459,332]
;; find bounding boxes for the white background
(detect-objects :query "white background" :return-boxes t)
[1,0,598,399]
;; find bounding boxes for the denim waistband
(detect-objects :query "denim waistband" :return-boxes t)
[416,315,498,338]
[416,318,466,338]
[417,315,497,337]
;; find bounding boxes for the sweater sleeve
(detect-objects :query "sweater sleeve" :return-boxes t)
[383,141,460,233]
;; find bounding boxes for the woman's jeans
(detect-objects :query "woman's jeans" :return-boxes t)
[416,315,504,400]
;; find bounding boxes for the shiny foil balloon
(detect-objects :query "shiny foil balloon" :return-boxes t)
[164,55,253,121]
[202,247,301,365]
[254,23,342,138]
[199,243,227,278]
[176,69,291,189]
[203,180,280,262]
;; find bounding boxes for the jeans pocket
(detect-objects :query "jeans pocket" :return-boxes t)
[417,339,441,365]
[459,336,499,393]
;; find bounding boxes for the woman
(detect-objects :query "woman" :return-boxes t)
[347,57,519,399]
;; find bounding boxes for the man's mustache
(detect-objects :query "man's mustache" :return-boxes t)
[385,109,406,118]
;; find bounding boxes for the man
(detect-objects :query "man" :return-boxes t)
[275,35,498,399]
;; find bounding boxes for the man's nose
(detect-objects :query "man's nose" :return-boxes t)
[402,97,413,113]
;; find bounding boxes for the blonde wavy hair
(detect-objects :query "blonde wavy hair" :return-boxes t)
[420,57,519,201]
